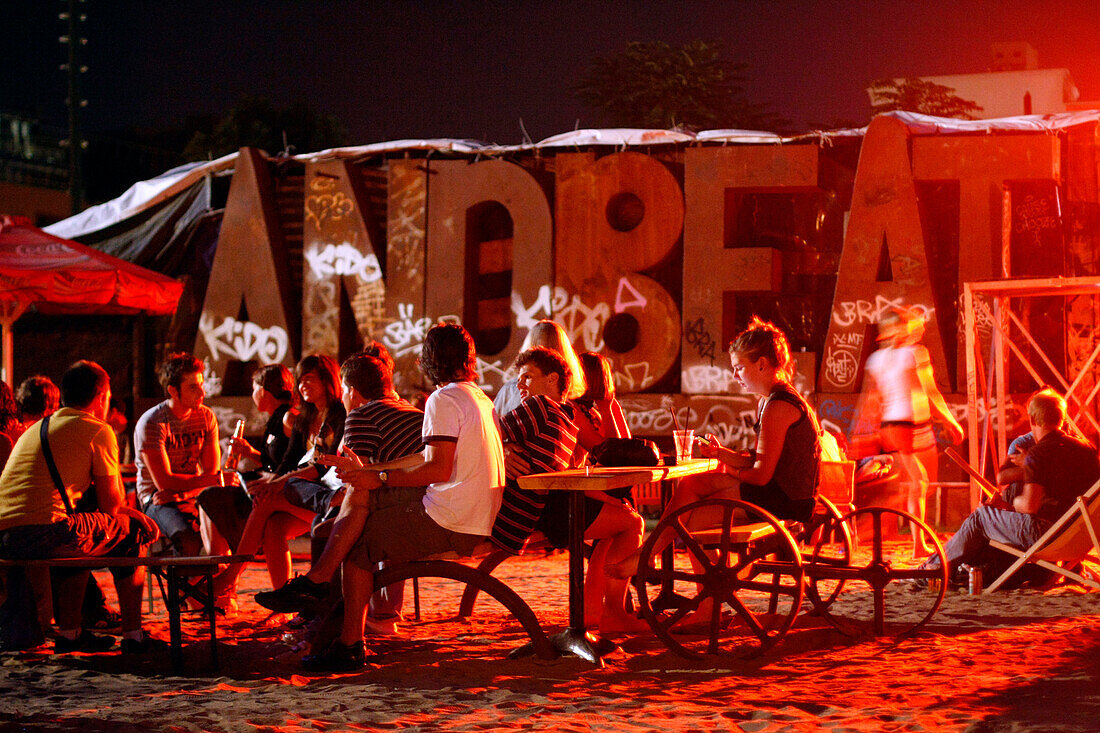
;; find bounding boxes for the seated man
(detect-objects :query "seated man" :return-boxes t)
[257,323,505,671]
[228,353,425,628]
[0,361,161,653]
[923,388,1100,583]
[491,347,646,633]
[135,352,236,557]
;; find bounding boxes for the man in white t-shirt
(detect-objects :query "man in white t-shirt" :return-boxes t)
[261,323,505,671]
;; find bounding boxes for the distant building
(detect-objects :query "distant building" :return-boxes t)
[0,112,71,226]
[868,42,1082,119]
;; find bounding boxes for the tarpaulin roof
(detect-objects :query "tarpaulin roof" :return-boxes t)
[0,215,183,315]
[45,110,1100,241]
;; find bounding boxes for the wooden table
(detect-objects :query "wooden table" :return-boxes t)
[517,458,718,664]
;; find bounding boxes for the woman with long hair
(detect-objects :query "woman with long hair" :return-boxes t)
[612,318,823,600]
[213,355,345,604]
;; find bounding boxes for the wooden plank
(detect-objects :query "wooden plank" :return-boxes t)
[517,459,718,492]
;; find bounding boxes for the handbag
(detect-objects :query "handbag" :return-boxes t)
[589,437,660,467]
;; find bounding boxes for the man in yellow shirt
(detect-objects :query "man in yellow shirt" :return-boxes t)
[0,361,161,653]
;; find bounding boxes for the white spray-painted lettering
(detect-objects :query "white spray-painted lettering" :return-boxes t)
[382,303,436,357]
[305,243,382,282]
[513,285,610,352]
[682,365,739,394]
[199,313,289,364]
[614,276,647,313]
[831,295,933,328]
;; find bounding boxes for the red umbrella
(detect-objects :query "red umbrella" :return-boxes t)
[0,215,184,383]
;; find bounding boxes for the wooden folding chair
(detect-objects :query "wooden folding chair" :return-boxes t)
[984,478,1100,593]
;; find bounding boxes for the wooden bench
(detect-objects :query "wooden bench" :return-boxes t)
[0,554,250,672]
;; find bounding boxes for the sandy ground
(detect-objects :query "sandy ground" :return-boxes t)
[1,540,1099,733]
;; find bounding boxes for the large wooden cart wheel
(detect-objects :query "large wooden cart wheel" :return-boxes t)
[632,499,804,659]
[801,495,854,613]
[810,507,947,638]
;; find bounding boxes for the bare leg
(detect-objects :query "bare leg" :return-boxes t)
[115,568,146,634]
[895,451,931,556]
[585,502,647,633]
[262,512,310,589]
[306,488,371,584]
[339,559,374,646]
[584,539,609,627]
[199,507,229,556]
[54,570,89,633]
[609,471,738,579]
[213,495,315,596]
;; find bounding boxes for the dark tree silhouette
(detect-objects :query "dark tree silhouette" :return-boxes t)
[868,77,983,119]
[182,96,346,161]
[572,40,786,132]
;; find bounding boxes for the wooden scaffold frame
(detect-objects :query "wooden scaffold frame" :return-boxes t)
[962,276,1100,510]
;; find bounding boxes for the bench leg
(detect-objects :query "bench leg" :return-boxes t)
[205,569,218,670]
[457,551,512,619]
[164,569,184,673]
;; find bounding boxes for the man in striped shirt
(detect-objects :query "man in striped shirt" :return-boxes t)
[255,354,425,629]
[491,347,581,553]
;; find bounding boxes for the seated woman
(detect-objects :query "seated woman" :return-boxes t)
[612,317,821,584]
[213,355,344,602]
[492,347,646,633]
[568,351,637,624]
[200,365,302,552]
[231,365,300,476]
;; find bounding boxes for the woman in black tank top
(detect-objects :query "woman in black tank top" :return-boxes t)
[610,318,821,587]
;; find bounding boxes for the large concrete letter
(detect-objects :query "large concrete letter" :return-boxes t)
[555,152,683,392]
[682,145,818,393]
[382,160,429,394]
[423,159,553,391]
[302,160,386,357]
[196,148,296,392]
[821,116,944,392]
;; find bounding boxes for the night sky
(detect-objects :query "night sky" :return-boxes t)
[7,0,1100,149]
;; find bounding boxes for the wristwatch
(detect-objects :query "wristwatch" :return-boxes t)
[377,470,389,485]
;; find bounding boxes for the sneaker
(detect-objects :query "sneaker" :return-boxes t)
[54,631,116,654]
[255,575,331,613]
[120,630,169,654]
[301,640,367,672]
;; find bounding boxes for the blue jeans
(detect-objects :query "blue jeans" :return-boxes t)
[931,505,1048,575]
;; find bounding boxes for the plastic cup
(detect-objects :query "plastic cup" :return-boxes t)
[673,429,694,463]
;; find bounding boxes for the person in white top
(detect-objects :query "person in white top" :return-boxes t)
[861,306,964,556]
[258,323,505,672]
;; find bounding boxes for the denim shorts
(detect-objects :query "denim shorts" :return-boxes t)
[143,502,199,543]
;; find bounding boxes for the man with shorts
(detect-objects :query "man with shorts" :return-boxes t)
[135,352,234,557]
[922,388,1100,584]
[0,361,161,653]
[258,323,505,671]
[252,352,425,632]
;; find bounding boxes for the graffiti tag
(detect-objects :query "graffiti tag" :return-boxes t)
[199,314,289,364]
